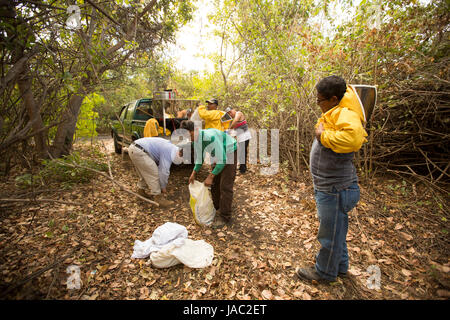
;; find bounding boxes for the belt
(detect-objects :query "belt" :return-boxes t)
[131,143,157,164]
[131,142,145,152]
[131,142,151,158]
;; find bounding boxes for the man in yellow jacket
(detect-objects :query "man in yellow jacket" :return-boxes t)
[198,98,230,131]
[296,75,368,284]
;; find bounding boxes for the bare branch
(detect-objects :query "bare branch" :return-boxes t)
[46,152,159,206]
[0,198,82,205]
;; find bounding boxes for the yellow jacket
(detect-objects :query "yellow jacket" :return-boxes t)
[198,105,230,131]
[158,126,171,136]
[143,118,159,137]
[316,86,368,153]
[143,118,172,137]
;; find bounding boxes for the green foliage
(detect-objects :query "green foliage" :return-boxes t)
[14,151,108,189]
[14,173,43,189]
[171,70,224,100]
[2,0,196,162]
[40,152,108,186]
[182,0,450,179]
[76,93,102,138]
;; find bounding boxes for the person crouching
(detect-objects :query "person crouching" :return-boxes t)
[128,137,183,207]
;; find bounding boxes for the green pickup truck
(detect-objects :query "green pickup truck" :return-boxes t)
[110,91,198,154]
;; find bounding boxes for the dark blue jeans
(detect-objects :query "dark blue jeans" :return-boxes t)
[314,183,360,281]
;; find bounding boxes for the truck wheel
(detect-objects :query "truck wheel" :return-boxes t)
[113,134,122,154]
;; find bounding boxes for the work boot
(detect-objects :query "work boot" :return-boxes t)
[137,188,149,198]
[153,194,174,207]
[295,266,335,283]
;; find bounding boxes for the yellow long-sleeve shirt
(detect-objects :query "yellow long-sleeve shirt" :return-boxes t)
[198,105,230,131]
[316,86,368,153]
[143,118,159,137]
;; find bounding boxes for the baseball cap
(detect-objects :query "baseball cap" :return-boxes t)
[206,98,218,105]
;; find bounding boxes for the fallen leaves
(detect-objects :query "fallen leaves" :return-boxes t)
[261,289,273,300]
[399,232,413,241]
[1,139,446,301]
[348,267,362,276]
[302,292,312,300]
[401,269,413,277]
[436,290,450,298]
[394,223,403,230]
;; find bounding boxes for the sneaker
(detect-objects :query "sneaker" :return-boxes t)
[295,266,335,283]
[153,194,174,207]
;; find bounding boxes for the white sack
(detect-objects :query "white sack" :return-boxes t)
[150,239,214,269]
[131,222,188,259]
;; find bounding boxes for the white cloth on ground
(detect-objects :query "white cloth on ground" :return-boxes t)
[150,239,214,269]
[131,222,214,269]
[131,222,188,259]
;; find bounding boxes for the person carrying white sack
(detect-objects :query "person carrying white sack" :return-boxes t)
[128,137,183,207]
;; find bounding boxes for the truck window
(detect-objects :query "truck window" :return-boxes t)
[163,101,178,118]
[135,101,153,121]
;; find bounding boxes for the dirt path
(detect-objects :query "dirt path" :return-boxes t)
[0,139,448,300]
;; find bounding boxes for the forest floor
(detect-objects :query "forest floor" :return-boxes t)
[0,137,449,300]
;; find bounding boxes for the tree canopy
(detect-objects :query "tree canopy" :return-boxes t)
[1,0,448,183]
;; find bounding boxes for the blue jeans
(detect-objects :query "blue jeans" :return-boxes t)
[314,183,360,281]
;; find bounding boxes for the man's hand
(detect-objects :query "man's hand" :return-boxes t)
[161,188,167,194]
[315,122,324,140]
[189,171,196,184]
[204,173,214,187]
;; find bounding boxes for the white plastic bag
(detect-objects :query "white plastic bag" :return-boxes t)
[150,239,214,269]
[189,180,216,226]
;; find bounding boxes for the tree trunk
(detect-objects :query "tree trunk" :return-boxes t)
[17,65,48,158]
[50,88,86,158]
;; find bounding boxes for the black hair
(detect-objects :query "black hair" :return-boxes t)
[180,120,195,131]
[316,75,347,101]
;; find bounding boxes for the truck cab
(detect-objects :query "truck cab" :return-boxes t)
[110,91,198,154]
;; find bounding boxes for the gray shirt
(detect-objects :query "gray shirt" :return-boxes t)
[309,138,358,192]
[134,137,178,189]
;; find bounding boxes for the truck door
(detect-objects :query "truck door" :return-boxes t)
[132,100,153,139]
[123,101,136,144]
[114,104,128,141]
